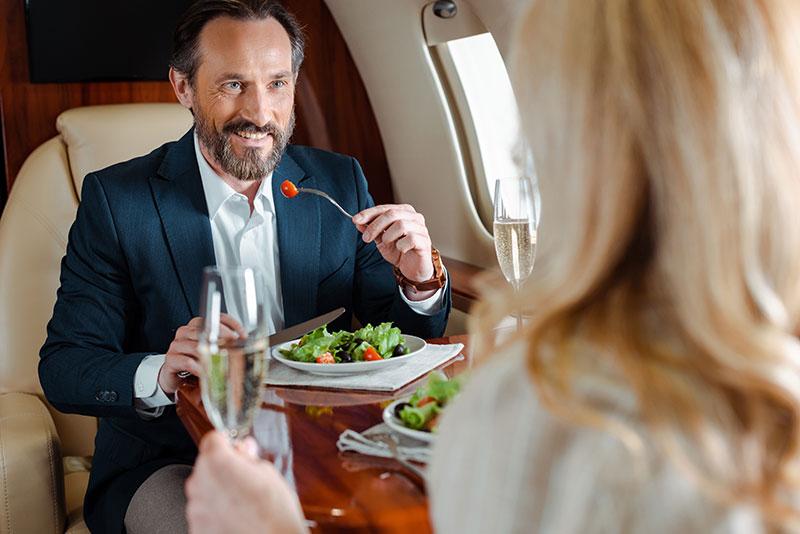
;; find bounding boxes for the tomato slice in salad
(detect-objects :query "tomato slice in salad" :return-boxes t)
[280,180,299,198]
[315,352,335,364]
[416,396,437,408]
[363,346,382,361]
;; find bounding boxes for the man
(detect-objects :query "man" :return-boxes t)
[39,1,450,532]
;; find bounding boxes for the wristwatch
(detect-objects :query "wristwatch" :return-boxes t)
[393,248,446,292]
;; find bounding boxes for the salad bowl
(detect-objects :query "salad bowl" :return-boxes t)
[383,398,436,443]
[271,334,426,375]
[381,372,461,443]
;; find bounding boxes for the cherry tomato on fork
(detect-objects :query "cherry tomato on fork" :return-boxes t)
[280,180,299,198]
[364,346,382,361]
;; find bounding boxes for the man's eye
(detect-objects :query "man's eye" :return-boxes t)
[224,81,242,91]
[272,80,287,89]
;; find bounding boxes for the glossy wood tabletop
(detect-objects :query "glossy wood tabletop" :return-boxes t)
[176,335,470,533]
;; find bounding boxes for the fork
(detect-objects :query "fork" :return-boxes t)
[372,433,427,481]
[298,187,354,219]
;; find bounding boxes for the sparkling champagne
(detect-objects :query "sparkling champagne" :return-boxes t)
[493,219,537,287]
[199,337,268,440]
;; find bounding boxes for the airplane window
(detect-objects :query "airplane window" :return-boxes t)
[435,32,535,230]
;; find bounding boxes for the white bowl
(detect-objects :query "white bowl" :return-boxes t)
[382,398,436,443]
[270,334,426,376]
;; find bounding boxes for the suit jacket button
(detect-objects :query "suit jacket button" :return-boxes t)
[95,391,104,401]
[108,391,118,402]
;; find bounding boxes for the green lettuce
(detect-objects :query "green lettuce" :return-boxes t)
[279,323,402,363]
[353,322,402,358]
[279,326,336,362]
[409,372,461,406]
[399,402,440,430]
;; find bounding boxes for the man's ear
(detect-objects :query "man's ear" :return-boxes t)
[169,67,194,110]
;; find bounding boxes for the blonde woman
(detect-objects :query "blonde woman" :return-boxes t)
[185,0,800,532]
[430,0,800,532]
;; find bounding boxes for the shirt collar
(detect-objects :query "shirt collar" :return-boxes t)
[193,133,274,220]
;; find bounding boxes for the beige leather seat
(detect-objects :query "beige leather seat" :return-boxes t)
[0,104,193,534]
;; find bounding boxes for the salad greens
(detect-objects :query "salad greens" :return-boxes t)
[278,322,406,363]
[397,372,461,432]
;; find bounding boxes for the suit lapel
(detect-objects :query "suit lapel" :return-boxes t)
[149,129,216,317]
[273,151,320,327]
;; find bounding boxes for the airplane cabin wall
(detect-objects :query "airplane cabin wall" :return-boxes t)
[325,0,500,271]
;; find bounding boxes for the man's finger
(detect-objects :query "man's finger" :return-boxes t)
[167,340,201,359]
[396,233,429,255]
[175,324,199,340]
[178,321,239,342]
[175,326,201,342]
[167,354,203,377]
[220,314,247,338]
[380,220,428,246]
[353,204,415,226]
[361,209,421,243]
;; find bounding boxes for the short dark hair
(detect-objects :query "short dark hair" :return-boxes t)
[171,0,305,84]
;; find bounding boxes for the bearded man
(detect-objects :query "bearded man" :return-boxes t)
[38,1,450,532]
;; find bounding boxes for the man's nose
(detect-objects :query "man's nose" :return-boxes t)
[240,86,274,127]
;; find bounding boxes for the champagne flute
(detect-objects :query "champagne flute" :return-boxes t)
[197,266,269,441]
[493,176,539,330]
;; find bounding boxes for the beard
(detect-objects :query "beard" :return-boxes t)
[194,105,295,182]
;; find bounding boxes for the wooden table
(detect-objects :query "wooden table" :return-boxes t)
[176,335,469,533]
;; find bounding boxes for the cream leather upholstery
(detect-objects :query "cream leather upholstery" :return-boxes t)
[0,103,193,533]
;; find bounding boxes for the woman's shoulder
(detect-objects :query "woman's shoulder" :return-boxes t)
[428,343,764,534]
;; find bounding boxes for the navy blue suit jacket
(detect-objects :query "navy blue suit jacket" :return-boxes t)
[39,129,450,533]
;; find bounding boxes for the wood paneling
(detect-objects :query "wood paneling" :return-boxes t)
[0,0,393,210]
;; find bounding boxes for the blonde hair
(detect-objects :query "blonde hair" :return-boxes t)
[473,0,800,525]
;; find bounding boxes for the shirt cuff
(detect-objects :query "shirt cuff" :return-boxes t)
[133,354,174,417]
[398,267,448,316]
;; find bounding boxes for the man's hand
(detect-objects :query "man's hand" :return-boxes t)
[353,204,436,301]
[159,315,243,395]
[185,432,308,534]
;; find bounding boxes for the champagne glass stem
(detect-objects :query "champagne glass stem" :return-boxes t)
[513,283,523,332]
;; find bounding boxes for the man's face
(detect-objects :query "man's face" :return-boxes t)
[188,16,296,181]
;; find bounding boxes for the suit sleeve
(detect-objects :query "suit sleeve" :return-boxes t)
[39,173,154,419]
[349,158,451,338]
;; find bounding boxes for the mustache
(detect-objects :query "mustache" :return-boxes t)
[223,120,282,137]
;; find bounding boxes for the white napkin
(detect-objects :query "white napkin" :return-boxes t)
[337,422,432,464]
[265,343,464,392]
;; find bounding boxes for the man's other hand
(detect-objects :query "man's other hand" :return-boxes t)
[159,315,243,395]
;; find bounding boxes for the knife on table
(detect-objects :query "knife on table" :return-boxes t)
[268,307,345,345]
[177,307,346,378]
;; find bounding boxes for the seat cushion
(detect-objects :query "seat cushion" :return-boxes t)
[65,470,89,518]
[65,515,89,534]
[65,470,90,534]
[56,103,193,197]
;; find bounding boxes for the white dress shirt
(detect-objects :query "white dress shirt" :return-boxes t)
[134,135,445,416]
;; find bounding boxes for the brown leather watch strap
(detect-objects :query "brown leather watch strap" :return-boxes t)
[393,248,446,292]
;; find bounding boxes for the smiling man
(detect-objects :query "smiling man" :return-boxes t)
[38,1,450,533]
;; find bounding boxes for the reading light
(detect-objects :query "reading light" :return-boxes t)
[433,0,457,19]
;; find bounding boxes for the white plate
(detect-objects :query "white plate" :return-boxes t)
[270,334,426,375]
[382,398,435,443]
